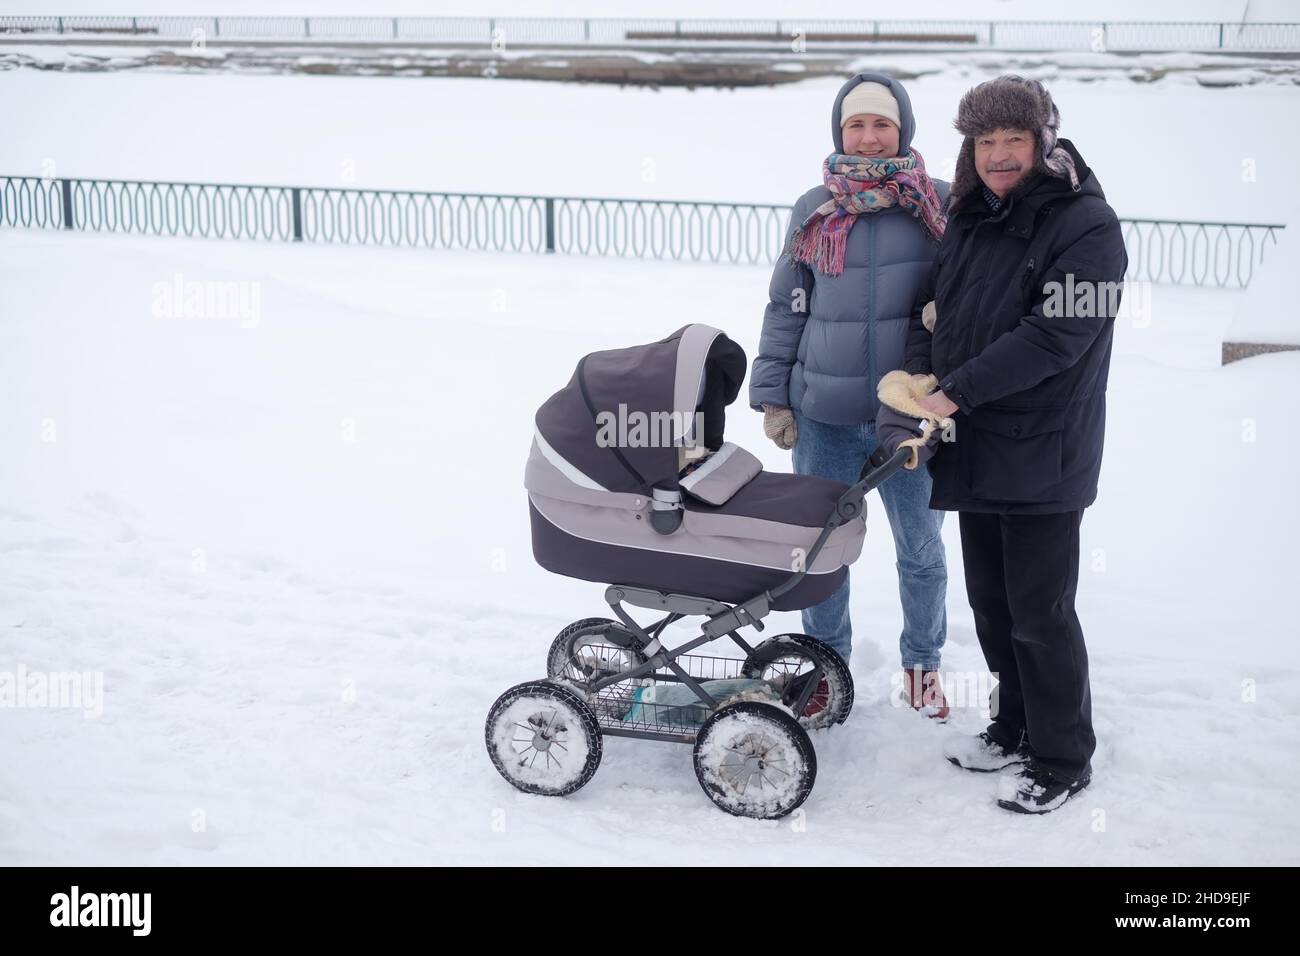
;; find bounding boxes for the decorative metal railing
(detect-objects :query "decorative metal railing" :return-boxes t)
[0,174,1283,287]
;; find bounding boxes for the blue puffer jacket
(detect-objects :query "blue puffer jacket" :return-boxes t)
[749,72,948,425]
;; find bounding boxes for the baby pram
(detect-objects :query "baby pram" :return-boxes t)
[485,324,910,819]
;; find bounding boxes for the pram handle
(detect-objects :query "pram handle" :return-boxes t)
[864,443,912,485]
[837,444,913,522]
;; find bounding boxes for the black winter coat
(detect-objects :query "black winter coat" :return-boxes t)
[904,139,1128,514]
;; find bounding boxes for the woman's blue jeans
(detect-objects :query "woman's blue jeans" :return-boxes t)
[791,410,948,669]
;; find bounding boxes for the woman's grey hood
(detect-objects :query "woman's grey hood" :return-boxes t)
[830,72,917,154]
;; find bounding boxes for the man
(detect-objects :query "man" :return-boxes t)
[901,76,1128,814]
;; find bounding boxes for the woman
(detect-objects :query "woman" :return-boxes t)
[749,71,951,718]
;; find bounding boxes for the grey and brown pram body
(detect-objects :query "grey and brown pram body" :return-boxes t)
[525,324,866,610]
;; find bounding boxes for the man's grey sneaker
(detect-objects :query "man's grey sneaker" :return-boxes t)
[944,730,1028,773]
[996,763,1091,815]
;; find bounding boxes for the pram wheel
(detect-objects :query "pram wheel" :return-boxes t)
[546,617,647,687]
[693,701,816,819]
[741,634,854,730]
[485,680,602,797]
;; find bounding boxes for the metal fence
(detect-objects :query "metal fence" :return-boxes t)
[0,174,1284,288]
[2,16,1300,51]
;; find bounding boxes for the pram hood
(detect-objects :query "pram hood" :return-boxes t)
[533,324,747,496]
[526,324,867,610]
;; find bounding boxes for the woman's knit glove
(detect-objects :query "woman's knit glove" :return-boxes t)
[762,404,798,450]
[921,300,937,333]
[875,371,953,470]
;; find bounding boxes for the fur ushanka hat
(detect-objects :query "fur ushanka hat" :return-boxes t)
[946,75,1080,213]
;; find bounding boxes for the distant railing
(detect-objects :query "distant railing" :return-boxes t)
[1119,219,1284,289]
[1,16,1299,52]
[0,174,1284,288]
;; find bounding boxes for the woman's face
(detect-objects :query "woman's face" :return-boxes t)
[842,114,901,159]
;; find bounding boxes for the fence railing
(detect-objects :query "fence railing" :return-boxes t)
[2,16,1300,52]
[0,174,1284,288]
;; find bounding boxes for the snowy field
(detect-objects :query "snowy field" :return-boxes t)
[2,24,1299,864]
[3,65,1297,224]
[2,228,1298,865]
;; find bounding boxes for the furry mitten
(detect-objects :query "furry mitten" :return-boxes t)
[875,370,953,470]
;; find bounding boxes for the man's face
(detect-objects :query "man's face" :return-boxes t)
[842,114,901,160]
[974,128,1037,198]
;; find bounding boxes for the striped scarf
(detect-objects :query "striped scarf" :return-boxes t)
[788,149,947,277]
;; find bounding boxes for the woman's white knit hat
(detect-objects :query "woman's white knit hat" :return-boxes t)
[838,81,901,128]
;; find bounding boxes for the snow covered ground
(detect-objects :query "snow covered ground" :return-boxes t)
[2,32,1299,864]
[1,228,1297,865]
[3,63,1298,221]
